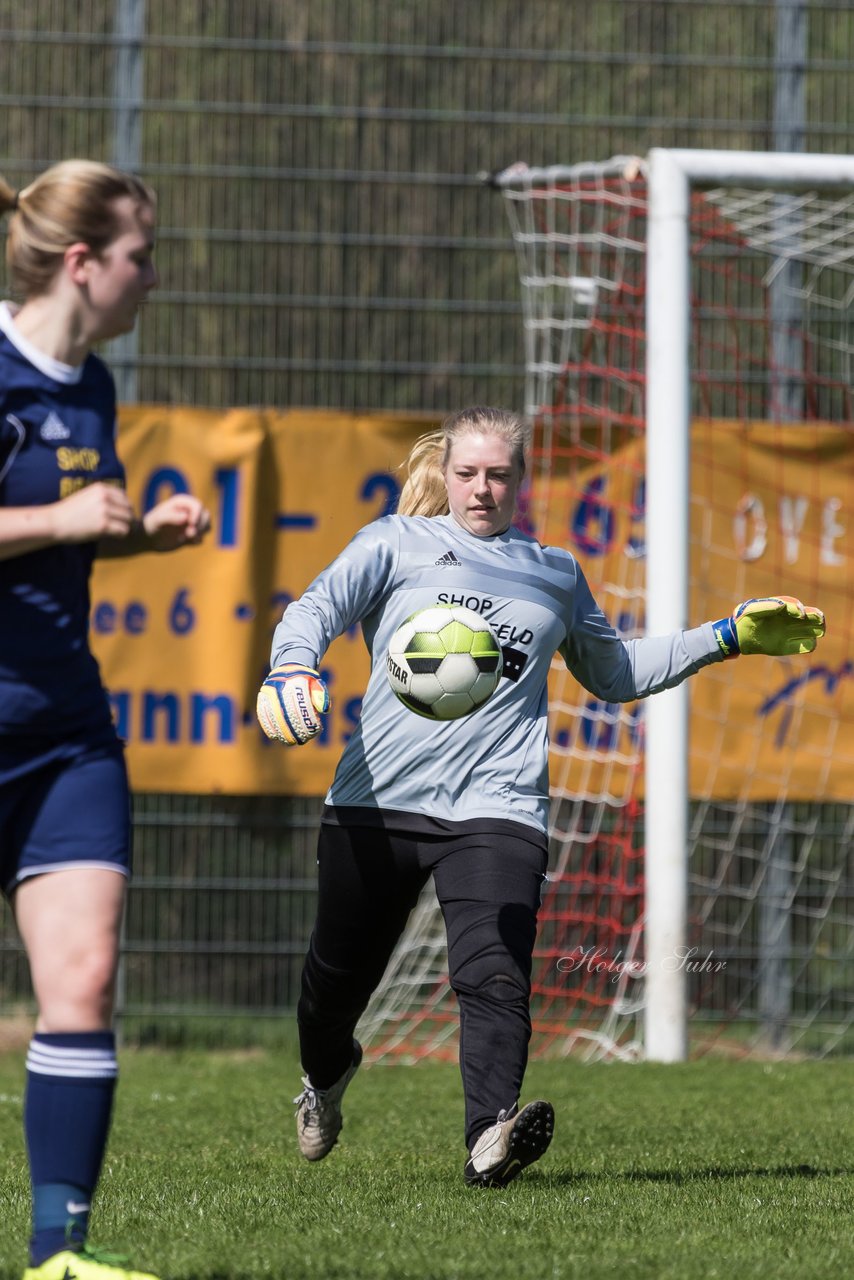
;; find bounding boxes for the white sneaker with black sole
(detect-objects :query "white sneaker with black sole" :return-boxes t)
[294,1041,363,1161]
[464,1099,555,1187]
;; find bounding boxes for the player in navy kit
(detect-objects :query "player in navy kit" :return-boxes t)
[0,162,209,1280]
[259,412,825,1188]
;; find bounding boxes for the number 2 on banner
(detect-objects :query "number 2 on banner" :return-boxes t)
[360,471,399,519]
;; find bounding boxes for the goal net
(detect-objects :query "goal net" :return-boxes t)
[360,151,854,1063]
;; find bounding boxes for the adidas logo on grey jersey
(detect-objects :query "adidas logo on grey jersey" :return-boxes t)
[434,550,462,567]
[40,411,71,441]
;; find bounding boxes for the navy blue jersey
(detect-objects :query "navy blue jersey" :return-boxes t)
[0,302,124,736]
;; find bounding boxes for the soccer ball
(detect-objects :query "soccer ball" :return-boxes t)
[386,604,503,721]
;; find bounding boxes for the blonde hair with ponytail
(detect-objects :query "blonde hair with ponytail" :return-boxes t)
[398,406,530,518]
[0,159,154,299]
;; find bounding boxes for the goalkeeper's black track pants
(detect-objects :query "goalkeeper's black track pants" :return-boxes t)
[297,813,548,1150]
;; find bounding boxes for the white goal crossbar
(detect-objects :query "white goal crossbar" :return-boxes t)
[495,148,854,1063]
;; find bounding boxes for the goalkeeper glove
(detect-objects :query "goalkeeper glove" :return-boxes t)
[256,663,330,745]
[713,595,826,659]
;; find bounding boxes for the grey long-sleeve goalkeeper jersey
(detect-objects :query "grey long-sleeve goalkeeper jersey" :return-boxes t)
[271,513,723,836]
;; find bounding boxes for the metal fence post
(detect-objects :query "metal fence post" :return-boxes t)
[110,0,146,406]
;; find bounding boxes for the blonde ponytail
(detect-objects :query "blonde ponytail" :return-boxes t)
[397,430,449,517]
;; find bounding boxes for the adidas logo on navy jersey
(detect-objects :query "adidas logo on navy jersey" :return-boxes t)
[434,550,462,567]
[40,411,71,441]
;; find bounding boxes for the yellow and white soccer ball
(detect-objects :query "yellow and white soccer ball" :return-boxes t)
[386,603,503,721]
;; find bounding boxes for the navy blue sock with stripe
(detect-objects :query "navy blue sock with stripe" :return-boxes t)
[24,1031,118,1266]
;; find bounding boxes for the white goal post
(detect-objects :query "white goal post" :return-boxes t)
[646,149,854,1061]
[483,148,854,1063]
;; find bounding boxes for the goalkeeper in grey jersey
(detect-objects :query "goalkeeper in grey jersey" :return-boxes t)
[259,405,825,1188]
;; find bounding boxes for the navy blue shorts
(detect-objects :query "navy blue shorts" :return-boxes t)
[0,733,131,898]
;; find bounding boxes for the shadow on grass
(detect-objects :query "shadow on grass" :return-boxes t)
[540,1162,853,1185]
[175,1274,258,1280]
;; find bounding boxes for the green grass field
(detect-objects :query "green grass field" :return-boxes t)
[0,1048,852,1279]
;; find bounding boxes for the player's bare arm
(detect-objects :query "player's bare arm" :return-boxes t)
[0,482,134,560]
[97,492,211,557]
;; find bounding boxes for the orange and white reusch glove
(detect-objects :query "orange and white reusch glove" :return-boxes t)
[256,663,330,745]
[713,595,826,659]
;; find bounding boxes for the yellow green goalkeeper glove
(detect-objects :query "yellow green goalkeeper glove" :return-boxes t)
[256,663,330,745]
[713,595,826,659]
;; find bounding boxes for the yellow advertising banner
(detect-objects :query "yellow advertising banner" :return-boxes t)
[93,411,854,800]
[91,407,435,794]
[691,420,853,802]
[537,421,854,803]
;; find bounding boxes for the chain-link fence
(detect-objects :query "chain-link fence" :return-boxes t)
[1,0,851,1043]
